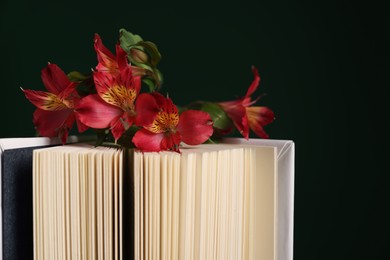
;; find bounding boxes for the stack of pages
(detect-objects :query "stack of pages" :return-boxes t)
[1,137,294,260]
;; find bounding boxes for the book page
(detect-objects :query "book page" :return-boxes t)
[250,147,277,260]
[33,145,123,260]
[133,152,142,260]
[33,143,277,260]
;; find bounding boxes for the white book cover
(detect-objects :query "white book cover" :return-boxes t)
[222,138,295,260]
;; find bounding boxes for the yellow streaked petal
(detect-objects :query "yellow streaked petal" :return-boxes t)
[23,89,68,111]
[145,111,179,133]
[100,85,137,112]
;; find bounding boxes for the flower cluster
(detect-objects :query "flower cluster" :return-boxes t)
[23,29,274,152]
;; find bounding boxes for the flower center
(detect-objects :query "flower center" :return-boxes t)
[41,93,69,110]
[146,111,179,134]
[101,85,137,113]
[62,98,75,109]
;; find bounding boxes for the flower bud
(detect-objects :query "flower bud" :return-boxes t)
[130,48,149,64]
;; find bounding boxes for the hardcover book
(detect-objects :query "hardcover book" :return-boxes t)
[1,137,294,260]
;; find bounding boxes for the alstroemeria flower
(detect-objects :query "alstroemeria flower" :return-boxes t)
[133,94,214,152]
[23,63,88,144]
[218,66,274,139]
[76,66,158,140]
[94,34,145,76]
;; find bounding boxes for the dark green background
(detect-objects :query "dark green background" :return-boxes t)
[1,0,389,258]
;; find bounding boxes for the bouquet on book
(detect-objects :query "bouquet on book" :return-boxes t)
[22,29,274,152]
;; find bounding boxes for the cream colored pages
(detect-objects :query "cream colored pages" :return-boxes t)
[171,153,181,260]
[33,142,278,260]
[133,152,181,260]
[133,152,142,260]
[96,150,104,260]
[133,145,276,260]
[33,145,123,260]
[251,147,277,260]
[223,138,295,260]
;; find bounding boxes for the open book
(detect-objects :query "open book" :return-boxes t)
[33,139,294,260]
[1,137,294,260]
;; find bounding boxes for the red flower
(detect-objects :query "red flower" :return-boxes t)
[133,94,214,152]
[218,66,274,139]
[76,66,158,140]
[23,63,88,144]
[94,34,145,76]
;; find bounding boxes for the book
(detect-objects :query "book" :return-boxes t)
[223,138,295,260]
[0,136,88,260]
[31,138,294,260]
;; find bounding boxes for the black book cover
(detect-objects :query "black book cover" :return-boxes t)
[1,146,49,260]
[2,145,133,259]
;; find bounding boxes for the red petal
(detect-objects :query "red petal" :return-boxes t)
[132,74,141,95]
[93,71,116,103]
[117,66,141,95]
[134,93,159,126]
[162,96,178,115]
[152,92,167,108]
[41,63,73,94]
[94,69,139,109]
[76,118,89,133]
[143,94,180,134]
[23,89,67,111]
[177,110,213,145]
[73,97,89,133]
[132,129,165,152]
[94,34,118,73]
[60,113,76,144]
[246,106,275,138]
[245,66,260,98]
[110,115,126,140]
[149,93,177,114]
[33,108,73,139]
[116,44,129,70]
[218,101,249,139]
[160,132,182,152]
[246,106,274,126]
[241,115,249,139]
[57,83,78,100]
[111,113,134,140]
[75,94,123,129]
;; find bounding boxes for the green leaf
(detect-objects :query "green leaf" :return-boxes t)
[155,68,163,87]
[67,71,90,83]
[200,102,233,130]
[132,61,153,72]
[142,78,156,92]
[119,28,143,52]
